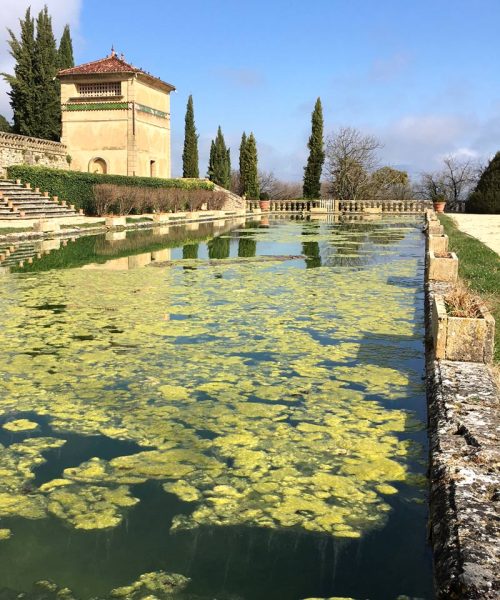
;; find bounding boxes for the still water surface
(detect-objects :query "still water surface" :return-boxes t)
[0,217,433,600]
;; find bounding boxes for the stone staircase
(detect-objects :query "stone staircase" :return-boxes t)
[0,179,83,220]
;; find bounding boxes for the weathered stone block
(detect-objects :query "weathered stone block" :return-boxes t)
[128,252,151,269]
[427,251,458,282]
[105,216,126,228]
[428,223,444,235]
[428,234,449,254]
[432,295,495,363]
[33,219,60,233]
[39,239,61,252]
[153,226,170,236]
[151,249,171,261]
[105,230,126,242]
[153,213,169,223]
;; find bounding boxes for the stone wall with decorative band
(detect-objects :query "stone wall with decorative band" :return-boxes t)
[0,132,69,176]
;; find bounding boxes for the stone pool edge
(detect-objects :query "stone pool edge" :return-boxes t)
[425,279,500,599]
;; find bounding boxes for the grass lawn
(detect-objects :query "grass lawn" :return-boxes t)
[439,214,500,362]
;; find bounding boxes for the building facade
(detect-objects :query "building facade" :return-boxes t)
[58,51,175,178]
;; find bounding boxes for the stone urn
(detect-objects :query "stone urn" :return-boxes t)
[259,193,271,212]
[432,197,446,213]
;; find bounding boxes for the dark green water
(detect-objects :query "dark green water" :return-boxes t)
[0,217,433,600]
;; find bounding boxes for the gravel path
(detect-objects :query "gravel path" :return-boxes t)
[451,214,500,256]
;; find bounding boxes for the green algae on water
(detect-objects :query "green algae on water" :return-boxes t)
[0,221,426,540]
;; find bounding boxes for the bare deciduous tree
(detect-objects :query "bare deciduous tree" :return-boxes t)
[416,156,483,209]
[258,170,302,199]
[325,127,382,200]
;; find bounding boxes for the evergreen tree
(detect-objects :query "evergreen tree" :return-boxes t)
[2,8,37,136]
[0,115,12,132]
[58,25,74,69]
[182,95,199,178]
[208,126,231,188]
[467,152,500,214]
[33,6,60,140]
[238,236,257,258]
[208,235,230,259]
[303,97,325,198]
[183,243,199,259]
[239,132,247,195]
[244,132,259,199]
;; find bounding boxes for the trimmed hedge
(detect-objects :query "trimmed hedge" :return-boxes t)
[6,165,215,215]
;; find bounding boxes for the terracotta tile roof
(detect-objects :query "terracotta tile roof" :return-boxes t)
[58,52,175,91]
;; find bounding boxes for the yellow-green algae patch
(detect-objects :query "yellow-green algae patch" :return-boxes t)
[110,570,190,598]
[0,528,11,540]
[3,418,39,432]
[0,223,426,539]
[46,484,139,530]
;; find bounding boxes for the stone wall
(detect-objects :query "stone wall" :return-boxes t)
[0,131,69,176]
[426,280,499,599]
[212,183,245,210]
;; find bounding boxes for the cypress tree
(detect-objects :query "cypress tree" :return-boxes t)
[208,236,230,259]
[182,95,199,178]
[208,126,231,189]
[58,25,74,69]
[244,132,259,199]
[183,243,199,259]
[0,115,12,132]
[2,8,37,136]
[238,237,257,258]
[33,6,60,140]
[303,97,325,199]
[467,152,500,214]
[239,132,247,195]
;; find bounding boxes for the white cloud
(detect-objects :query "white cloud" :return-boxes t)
[374,111,499,177]
[0,0,82,118]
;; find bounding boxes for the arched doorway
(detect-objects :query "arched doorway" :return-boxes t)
[88,157,107,174]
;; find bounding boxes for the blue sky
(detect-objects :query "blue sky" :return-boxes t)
[1,0,499,180]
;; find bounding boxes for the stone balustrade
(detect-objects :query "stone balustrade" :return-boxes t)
[247,198,432,214]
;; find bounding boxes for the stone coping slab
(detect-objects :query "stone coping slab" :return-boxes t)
[426,280,500,599]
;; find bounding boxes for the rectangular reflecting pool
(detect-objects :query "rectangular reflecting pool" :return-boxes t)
[0,216,433,600]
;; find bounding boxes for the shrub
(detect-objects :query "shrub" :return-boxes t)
[92,184,226,216]
[467,151,500,214]
[6,165,217,215]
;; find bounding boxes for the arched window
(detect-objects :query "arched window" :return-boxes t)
[88,157,107,174]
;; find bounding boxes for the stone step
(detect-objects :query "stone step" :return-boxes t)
[0,180,79,220]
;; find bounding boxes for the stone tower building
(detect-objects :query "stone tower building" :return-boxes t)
[58,50,175,178]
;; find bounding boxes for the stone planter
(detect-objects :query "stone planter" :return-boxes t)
[34,219,60,233]
[428,234,449,254]
[432,295,495,363]
[427,222,444,235]
[259,200,270,211]
[105,216,127,228]
[153,213,170,224]
[427,251,458,282]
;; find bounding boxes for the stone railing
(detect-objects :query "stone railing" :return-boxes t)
[247,199,321,212]
[0,131,69,176]
[248,198,432,214]
[337,199,432,213]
